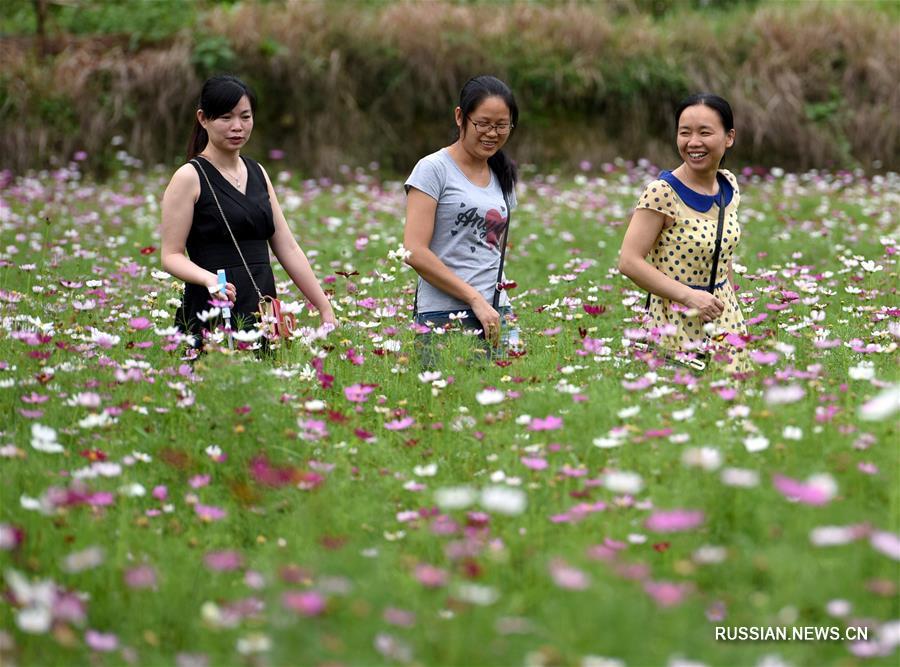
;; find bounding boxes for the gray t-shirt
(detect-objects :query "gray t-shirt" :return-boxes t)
[405,148,516,314]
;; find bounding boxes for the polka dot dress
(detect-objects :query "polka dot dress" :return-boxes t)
[635,169,749,373]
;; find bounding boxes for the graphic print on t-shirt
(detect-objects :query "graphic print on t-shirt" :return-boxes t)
[452,202,508,252]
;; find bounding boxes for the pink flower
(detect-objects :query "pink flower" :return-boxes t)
[282,590,326,616]
[189,475,210,489]
[870,531,900,561]
[772,474,833,506]
[528,415,563,431]
[549,559,591,590]
[152,485,168,500]
[750,350,779,365]
[124,564,157,589]
[383,607,416,627]
[195,504,227,522]
[645,509,705,533]
[414,564,448,588]
[385,416,415,431]
[204,550,244,571]
[85,629,119,652]
[344,384,375,403]
[128,317,151,330]
[521,457,548,470]
[644,580,692,607]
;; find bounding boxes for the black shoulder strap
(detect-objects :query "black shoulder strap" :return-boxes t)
[707,186,727,293]
[492,189,512,310]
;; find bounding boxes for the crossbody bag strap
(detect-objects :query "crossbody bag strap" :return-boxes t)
[492,189,512,310]
[707,186,727,293]
[190,158,265,302]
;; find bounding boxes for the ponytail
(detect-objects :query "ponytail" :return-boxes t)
[488,150,517,199]
[186,120,208,161]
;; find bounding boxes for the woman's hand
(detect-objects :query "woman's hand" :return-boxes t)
[683,290,724,322]
[207,279,236,304]
[319,303,337,329]
[471,297,501,346]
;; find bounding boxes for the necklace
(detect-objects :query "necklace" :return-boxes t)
[200,154,242,187]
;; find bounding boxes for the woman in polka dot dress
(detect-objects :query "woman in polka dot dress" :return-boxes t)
[619,93,748,373]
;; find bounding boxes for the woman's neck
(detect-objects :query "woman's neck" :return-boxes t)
[673,164,719,195]
[200,145,240,170]
[448,142,488,172]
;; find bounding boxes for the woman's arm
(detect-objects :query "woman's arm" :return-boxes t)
[160,165,236,301]
[618,208,723,322]
[403,188,501,343]
[260,166,335,325]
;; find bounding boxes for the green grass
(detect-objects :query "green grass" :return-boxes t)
[0,161,897,666]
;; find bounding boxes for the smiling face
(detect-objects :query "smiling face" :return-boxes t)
[676,103,735,176]
[199,94,254,153]
[455,95,512,161]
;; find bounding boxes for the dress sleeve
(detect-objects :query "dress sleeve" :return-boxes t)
[635,179,677,219]
[404,156,444,202]
[720,169,741,209]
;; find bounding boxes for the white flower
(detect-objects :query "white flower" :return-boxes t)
[693,545,727,564]
[413,463,438,477]
[603,471,643,495]
[236,633,272,655]
[30,424,62,453]
[515,414,532,426]
[848,361,876,381]
[743,435,770,453]
[581,657,626,667]
[62,546,105,573]
[672,407,695,421]
[304,400,326,412]
[475,389,505,406]
[232,329,263,342]
[809,526,859,546]
[434,486,476,510]
[16,606,52,634]
[764,385,805,405]
[78,412,115,429]
[452,582,499,606]
[479,486,527,516]
[720,468,760,488]
[681,447,722,471]
[617,406,640,419]
[859,385,900,421]
[782,426,803,441]
[418,371,442,383]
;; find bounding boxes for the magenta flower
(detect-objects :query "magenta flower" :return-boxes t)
[128,317,151,330]
[282,590,326,616]
[645,509,706,533]
[521,457,548,470]
[528,415,563,431]
[750,350,779,365]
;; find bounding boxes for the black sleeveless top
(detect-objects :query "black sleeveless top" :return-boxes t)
[175,156,277,340]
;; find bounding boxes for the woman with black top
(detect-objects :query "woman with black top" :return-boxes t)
[161,75,334,348]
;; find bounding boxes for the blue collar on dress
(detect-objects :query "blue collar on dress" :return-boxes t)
[658,170,733,212]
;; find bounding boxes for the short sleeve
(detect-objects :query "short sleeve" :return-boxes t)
[635,179,677,219]
[404,156,444,202]
[719,169,741,208]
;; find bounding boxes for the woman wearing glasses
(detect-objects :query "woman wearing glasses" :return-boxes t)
[403,75,519,364]
[618,93,749,373]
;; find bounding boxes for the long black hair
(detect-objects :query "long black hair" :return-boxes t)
[675,93,734,133]
[457,75,518,198]
[186,75,257,161]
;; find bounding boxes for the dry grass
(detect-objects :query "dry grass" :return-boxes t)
[1,0,897,174]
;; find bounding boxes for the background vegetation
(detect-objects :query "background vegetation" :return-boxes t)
[2,0,899,176]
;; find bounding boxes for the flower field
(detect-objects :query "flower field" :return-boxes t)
[0,159,898,666]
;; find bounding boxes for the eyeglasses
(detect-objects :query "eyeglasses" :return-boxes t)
[467,117,514,135]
